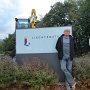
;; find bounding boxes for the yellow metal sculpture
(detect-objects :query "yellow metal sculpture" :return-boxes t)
[30,9,37,28]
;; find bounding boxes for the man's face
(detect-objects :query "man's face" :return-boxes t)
[64,30,70,36]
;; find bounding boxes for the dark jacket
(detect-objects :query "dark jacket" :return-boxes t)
[56,34,75,60]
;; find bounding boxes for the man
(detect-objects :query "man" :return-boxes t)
[56,29,76,90]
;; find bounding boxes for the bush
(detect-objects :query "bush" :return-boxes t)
[17,58,58,90]
[0,57,58,90]
[0,59,18,87]
[73,53,90,85]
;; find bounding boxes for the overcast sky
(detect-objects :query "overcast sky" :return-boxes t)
[0,0,64,39]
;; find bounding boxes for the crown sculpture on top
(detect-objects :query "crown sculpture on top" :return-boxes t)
[30,9,37,28]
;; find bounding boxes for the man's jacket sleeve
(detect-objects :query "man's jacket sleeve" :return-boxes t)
[56,37,60,51]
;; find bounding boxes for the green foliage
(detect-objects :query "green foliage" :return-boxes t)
[0,59,18,87]
[38,1,78,27]
[73,53,90,83]
[73,0,90,55]
[17,59,57,90]
[0,41,4,54]
[0,58,58,90]
[3,33,15,57]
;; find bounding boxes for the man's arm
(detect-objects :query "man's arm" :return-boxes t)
[56,37,60,51]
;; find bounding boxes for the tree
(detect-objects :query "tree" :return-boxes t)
[3,33,15,58]
[0,41,4,54]
[38,0,78,28]
[74,0,90,54]
[79,0,90,39]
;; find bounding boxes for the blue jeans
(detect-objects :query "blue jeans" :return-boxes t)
[60,57,74,90]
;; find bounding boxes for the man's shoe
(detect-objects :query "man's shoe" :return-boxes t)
[72,81,76,90]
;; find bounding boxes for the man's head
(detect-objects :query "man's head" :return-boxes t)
[64,29,70,37]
